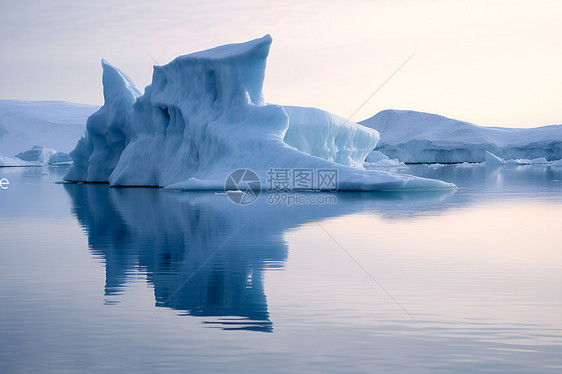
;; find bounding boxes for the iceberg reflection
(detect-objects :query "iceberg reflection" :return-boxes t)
[64,184,455,332]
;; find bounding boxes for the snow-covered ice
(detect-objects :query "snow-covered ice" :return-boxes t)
[17,145,59,164]
[506,157,550,165]
[64,59,141,181]
[0,145,72,167]
[365,150,389,163]
[0,155,37,167]
[282,106,378,168]
[485,151,552,166]
[65,35,454,191]
[361,110,562,163]
[364,150,404,167]
[485,151,506,165]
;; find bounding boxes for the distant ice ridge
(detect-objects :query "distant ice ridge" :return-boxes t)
[0,100,98,156]
[0,145,72,167]
[364,150,404,167]
[65,35,454,191]
[485,151,552,165]
[0,100,97,166]
[0,155,36,167]
[361,110,562,163]
[16,145,72,164]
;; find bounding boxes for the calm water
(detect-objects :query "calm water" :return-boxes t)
[0,164,561,373]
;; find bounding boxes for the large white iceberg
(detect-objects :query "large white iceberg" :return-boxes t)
[361,110,562,163]
[65,35,453,191]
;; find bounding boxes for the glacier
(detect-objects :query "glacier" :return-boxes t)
[361,110,562,164]
[64,35,453,191]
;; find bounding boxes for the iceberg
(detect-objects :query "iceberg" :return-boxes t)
[485,151,551,166]
[49,151,73,164]
[365,150,390,163]
[64,59,141,182]
[364,150,404,167]
[65,35,454,191]
[485,151,506,165]
[505,157,550,165]
[0,145,72,167]
[0,155,37,167]
[17,145,58,164]
[282,106,378,168]
[361,110,562,163]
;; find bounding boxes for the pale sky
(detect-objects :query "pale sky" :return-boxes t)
[1,0,561,127]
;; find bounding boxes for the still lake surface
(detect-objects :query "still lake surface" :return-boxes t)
[1,164,561,373]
